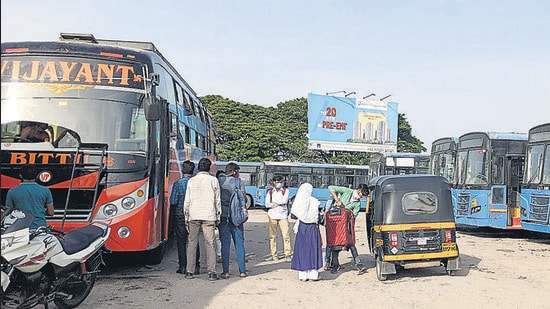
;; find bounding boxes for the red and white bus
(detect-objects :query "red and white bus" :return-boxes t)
[1,33,216,263]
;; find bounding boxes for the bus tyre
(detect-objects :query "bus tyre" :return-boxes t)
[144,242,166,265]
[245,194,254,209]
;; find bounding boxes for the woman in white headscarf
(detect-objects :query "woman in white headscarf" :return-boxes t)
[290,183,323,281]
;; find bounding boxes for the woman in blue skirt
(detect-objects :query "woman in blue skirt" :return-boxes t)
[290,183,323,281]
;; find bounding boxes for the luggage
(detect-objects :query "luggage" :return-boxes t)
[325,207,355,247]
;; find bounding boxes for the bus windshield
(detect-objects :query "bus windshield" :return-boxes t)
[457,149,488,185]
[1,85,147,152]
[525,145,545,184]
[525,145,550,185]
[431,153,455,182]
[1,54,148,152]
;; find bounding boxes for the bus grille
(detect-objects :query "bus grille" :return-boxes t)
[401,230,442,253]
[457,193,470,215]
[50,188,98,221]
[529,195,549,222]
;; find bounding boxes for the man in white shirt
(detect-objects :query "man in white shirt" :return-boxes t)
[184,158,222,280]
[264,175,292,262]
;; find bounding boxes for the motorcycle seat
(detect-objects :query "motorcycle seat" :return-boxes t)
[58,224,105,255]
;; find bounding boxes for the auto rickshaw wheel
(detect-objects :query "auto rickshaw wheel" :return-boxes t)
[446,269,457,276]
[375,255,387,281]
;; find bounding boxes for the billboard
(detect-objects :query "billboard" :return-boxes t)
[307,93,398,153]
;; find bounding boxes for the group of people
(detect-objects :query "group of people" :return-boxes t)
[248,171,369,281]
[170,158,248,281]
[289,182,368,281]
[170,158,369,282]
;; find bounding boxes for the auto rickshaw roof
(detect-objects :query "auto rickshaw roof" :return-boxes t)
[369,174,455,224]
[369,174,449,189]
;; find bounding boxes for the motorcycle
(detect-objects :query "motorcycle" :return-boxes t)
[1,207,110,309]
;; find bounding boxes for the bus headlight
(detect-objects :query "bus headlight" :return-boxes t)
[103,204,118,217]
[121,197,136,210]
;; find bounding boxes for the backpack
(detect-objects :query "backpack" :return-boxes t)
[268,188,287,201]
[268,187,291,214]
[230,178,248,226]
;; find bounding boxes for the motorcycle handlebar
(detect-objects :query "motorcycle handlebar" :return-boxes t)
[30,226,66,239]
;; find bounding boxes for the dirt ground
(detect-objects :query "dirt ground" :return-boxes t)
[75,209,550,309]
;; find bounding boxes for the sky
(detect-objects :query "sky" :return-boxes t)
[2,0,549,149]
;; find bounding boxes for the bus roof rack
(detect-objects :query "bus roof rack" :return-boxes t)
[60,33,98,43]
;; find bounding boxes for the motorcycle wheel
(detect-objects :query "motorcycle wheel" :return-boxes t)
[53,272,97,309]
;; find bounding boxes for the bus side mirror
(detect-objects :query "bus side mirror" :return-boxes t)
[144,73,160,121]
[149,73,160,86]
[145,97,160,121]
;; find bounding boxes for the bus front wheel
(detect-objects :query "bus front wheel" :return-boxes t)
[245,194,254,209]
[144,242,166,265]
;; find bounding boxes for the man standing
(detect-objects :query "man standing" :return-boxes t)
[218,162,248,278]
[264,175,292,262]
[6,165,55,230]
[169,160,200,275]
[184,158,221,281]
[327,184,369,274]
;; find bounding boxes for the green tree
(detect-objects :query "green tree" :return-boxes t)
[397,113,426,153]
[202,95,425,163]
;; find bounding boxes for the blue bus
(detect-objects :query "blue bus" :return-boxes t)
[369,152,430,178]
[251,161,370,209]
[429,137,459,207]
[520,123,550,234]
[429,137,458,184]
[455,132,527,229]
[214,161,262,209]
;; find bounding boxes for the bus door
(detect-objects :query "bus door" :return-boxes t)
[506,156,524,226]
[154,99,170,245]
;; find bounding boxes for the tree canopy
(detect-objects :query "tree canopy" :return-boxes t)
[202,95,425,164]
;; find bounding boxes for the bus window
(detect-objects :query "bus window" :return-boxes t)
[185,126,191,144]
[345,176,354,187]
[173,80,182,107]
[491,156,505,184]
[182,91,194,115]
[544,147,550,184]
